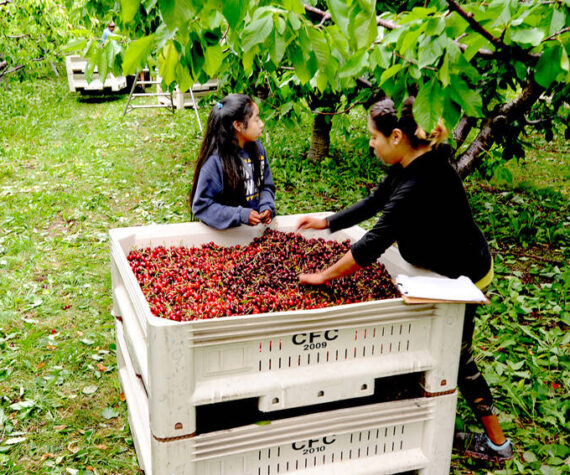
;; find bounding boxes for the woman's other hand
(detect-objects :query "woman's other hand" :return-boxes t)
[259,209,272,224]
[296,216,328,231]
[249,210,261,226]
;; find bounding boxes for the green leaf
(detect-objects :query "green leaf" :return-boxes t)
[175,62,193,92]
[418,36,444,69]
[449,77,482,117]
[159,42,179,85]
[413,78,444,132]
[123,35,155,75]
[549,7,566,36]
[315,71,327,93]
[158,0,193,30]
[101,407,120,419]
[61,38,88,53]
[242,46,256,73]
[97,47,108,83]
[307,28,329,69]
[242,16,273,51]
[398,25,424,54]
[424,16,445,36]
[380,63,403,85]
[270,31,286,66]
[203,44,222,77]
[338,50,368,78]
[350,1,377,49]
[121,0,141,23]
[370,45,391,69]
[509,28,544,47]
[534,45,564,88]
[282,0,304,15]
[439,51,450,86]
[327,0,350,34]
[221,0,248,30]
[442,90,461,132]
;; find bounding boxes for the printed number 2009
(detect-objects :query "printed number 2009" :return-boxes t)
[303,342,327,350]
[303,446,326,455]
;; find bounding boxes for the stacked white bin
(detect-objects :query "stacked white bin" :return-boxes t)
[110,214,464,475]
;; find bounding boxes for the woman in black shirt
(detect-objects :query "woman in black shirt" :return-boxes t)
[297,97,513,463]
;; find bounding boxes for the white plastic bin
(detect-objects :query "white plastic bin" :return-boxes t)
[65,55,127,92]
[110,214,465,439]
[116,317,457,475]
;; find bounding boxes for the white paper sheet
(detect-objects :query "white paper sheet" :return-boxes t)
[396,274,488,302]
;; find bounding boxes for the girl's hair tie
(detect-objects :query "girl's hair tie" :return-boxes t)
[216,102,223,109]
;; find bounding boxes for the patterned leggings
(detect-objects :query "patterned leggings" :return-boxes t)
[457,303,495,419]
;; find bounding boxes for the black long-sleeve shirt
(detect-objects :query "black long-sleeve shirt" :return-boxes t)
[328,146,491,283]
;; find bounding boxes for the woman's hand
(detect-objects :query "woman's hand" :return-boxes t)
[248,210,261,226]
[259,209,272,224]
[298,251,361,286]
[299,272,329,286]
[296,216,328,231]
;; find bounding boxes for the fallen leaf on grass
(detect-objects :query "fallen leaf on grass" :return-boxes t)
[119,392,126,402]
[95,444,108,450]
[101,407,120,419]
[96,363,108,372]
[82,385,98,395]
[41,453,55,461]
[54,425,67,431]
[46,344,57,351]
[67,441,79,454]
[4,436,26,445]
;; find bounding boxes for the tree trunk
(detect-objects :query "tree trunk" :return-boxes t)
[454,79,544,178]
[307,113,332,163]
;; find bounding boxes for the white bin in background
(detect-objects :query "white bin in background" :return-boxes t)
[117,318,458,475]
[109,214,465,440]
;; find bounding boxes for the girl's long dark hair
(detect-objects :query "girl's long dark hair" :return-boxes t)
[190,94,262,208]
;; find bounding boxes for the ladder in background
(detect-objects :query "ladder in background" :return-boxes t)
[123,69,203,132]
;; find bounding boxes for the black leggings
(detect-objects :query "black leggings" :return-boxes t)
[457,303,495,419]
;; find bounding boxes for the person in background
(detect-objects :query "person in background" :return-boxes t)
[190,93,276,230]
[101,21,116,41]
[296,96,514,464]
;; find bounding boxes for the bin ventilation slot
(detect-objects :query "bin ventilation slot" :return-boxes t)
[257,323,415,372]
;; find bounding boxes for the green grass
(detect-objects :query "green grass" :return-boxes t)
[0,78,568,474]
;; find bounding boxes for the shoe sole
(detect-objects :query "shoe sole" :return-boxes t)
[465,449,513,464]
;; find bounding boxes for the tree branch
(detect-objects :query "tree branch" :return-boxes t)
[454,80,544,178]
[304,5,331,26]
[0,60,7,71]
[452,115,475,150]
[447,0,501,47]
[6,34,30,39]
[544,27,570,43]
[0,0,12,5]
[447,0,539,63]
[0,64,25,79]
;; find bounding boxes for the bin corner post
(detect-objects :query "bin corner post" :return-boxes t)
[149,323,196,439]
[419,391,458,475]
[423,303,465,395]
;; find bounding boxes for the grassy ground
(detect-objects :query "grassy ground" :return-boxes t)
[0,78,568,474]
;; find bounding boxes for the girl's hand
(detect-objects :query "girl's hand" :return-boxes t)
[299,272,328,286]
[296,216,328,231]
[259,209,272,224]
[248,210,261,226]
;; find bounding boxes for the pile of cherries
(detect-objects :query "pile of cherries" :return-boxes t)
[127,229,400,321]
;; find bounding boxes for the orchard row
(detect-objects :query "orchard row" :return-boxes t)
[127,229,400,321]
